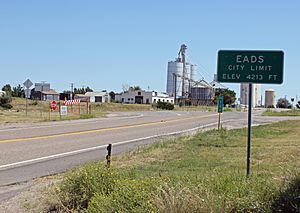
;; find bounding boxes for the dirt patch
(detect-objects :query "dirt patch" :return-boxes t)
[0,176,61,213]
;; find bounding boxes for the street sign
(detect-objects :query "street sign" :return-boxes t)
[23,79,33,117]
[218,96,223,113]
[51,100,57,110]
[25,89,31,98]
[217,50,284,84]
[23,79,33,88]
[60,105,68,116]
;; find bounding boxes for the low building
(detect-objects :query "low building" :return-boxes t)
[30,82,59,101]
[115,89,174,104]
[74,91,111,103]
[0,91,6,97]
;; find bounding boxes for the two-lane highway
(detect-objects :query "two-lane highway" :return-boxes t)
[0,110,297,201]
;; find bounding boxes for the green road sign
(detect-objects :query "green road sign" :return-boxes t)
[217,50,284,84]
[218,96,223,113]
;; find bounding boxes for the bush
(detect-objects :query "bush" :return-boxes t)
[88,178,159,212]
[155,101,174,110]
[0,95,12,109]
[53,163,118,211]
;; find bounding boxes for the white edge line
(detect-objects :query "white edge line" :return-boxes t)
[0,119,244,171]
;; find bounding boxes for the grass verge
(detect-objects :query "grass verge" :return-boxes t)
[263,109,300,116]
[36,120,300,212]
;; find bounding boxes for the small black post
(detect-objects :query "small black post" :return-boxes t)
[106,144,112,167]
[247,83,252,177]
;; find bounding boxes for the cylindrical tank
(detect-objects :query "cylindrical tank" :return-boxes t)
[190,64,196,82]
[265,89,276,108]
[166,61,183,97]
[183,63,191,95]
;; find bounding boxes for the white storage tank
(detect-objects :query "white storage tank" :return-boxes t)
[183,63,191,95]
[166,61,183,97]
[190,64,197,82]
[240,83,261,107]
[265,89,276,108]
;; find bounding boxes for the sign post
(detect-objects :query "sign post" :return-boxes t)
[217,50,284,177]
[23,79,33,117]
[217,96,223,130]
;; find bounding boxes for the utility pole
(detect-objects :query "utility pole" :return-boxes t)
[70,83,74,100]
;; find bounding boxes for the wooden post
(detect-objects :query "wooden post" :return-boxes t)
[106,144,112,168]
[78,102,80,115]
[86,98,89,114]
[49,102,51,120]
[59,101,61,120]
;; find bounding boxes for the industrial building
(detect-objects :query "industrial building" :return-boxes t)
[166,44,197,98]
[115,88,174,104]
[166,44,215,105]
[240,83,261,107]
[264,89,276,108]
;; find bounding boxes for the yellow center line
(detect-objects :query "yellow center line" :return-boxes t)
[0,114,217,143]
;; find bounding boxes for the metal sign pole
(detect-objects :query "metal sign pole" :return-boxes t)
[246,83,252,177]
[218,113,221,130]
[26,97,28,116]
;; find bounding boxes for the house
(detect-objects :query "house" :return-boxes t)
[30,82,59,101]
[115,88,174,104]
[74,91,111,103]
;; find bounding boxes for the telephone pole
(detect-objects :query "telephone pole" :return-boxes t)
[70,83,74,100]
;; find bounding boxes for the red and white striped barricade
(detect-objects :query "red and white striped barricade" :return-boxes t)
[64,99,81,105]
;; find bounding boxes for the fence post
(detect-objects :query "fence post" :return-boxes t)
[106,144,112,167]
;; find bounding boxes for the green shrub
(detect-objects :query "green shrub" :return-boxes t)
[155,101,174,110]
[88,178,159,212]
[0,95,12,109]
[53,163,118,211]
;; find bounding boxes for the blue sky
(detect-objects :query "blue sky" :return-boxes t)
[0,0,299,100]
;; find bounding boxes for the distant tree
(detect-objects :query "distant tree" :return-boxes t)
[122,84,130,92]
[277,98,291,108]
[133,86,141,91]
[12,84,25,98]
[74,86,93,94]
[85,86,93,92]
[109,91,115,101]
[214,88,236,106]
[2,84,12,95]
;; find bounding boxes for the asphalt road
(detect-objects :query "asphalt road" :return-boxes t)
[0,110,298,201]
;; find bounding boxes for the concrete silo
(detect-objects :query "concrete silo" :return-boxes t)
[265,89,276,108]
[190,64,197,82]
[166,61,183,97]
[240,83,261,107]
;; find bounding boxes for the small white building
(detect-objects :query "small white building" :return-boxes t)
[74,92,111,103]
[116,89,174,104]
[0,91,6,96]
